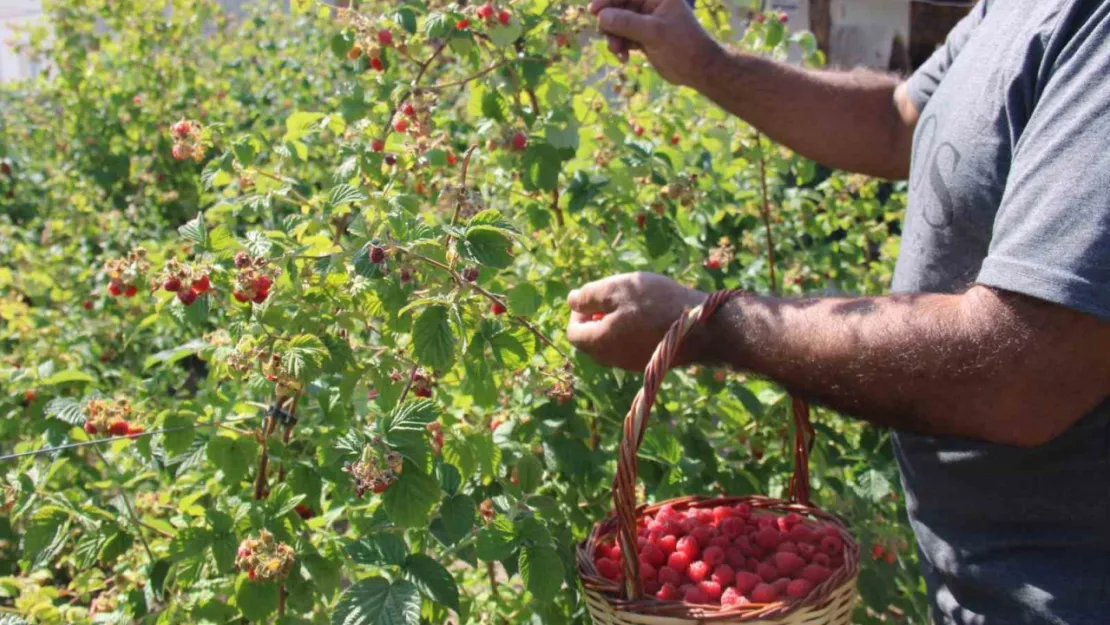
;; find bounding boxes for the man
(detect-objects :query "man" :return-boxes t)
[568,1,1110,623]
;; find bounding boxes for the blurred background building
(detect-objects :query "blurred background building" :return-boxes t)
[1,0,973,83]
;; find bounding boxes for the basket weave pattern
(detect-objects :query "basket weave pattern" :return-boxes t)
[575,291,859,625]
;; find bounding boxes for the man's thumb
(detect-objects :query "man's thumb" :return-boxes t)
[597,8,655,43]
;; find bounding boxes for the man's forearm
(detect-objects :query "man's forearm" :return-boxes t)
[690,287,1107,446]
[692,45,913,180]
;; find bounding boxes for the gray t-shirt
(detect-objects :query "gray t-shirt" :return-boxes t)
[893,1,1110,623]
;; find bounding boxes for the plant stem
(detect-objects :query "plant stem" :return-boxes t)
[396,363,421,404]
[92,446,155,563]
[755,132,778,294]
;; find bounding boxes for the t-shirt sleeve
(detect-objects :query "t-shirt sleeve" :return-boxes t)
[976,13,1110,320]
[904,1,989,112]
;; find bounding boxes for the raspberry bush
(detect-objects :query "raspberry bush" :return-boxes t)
[0,1,921,623]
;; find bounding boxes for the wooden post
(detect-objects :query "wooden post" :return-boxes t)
[808,0,832,57]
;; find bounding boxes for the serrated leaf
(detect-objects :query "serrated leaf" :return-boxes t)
[515,454,543,494]
[346,534,407,567]
[178,213,209,250]
[383,461,442,528]
[284,111,326,142]
[284,334,328,379]
[487,20,524,48]
[439,495,475,542]
[463,226,513,269]
[475,515,514,562]
[332,578,420,625]
[167,527,212,562]
[328,183,367,207]
[412,306,455,371]
[519,546,564,602]
[236,578,279,622]
[403,554,459,611]
[45,397,86,426]
[521,142,562,192]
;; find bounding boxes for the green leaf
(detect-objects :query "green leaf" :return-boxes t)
[236,578,279,622]
[412,306,455,371]
[284,334,328,379]
[328,183,367,207]
[521,142,562,192]
[206,435,258,485]
[439,495,475,542]
[475,515,515,561]
[383,461,442,528]
[162,413,195,456]
[520,546,564,602]
[353,242,386,279]
[487,20,524,48]
[265,483,305,521]
[516,454,543,494]
[38,369,94,386]
[143,339,207,370]
[346,534,407,567]
[178,213,209,250]
[45,397,85,426]
[284,111,326,142]
[167,527,212,562]
[403,554,459,611]
[506,283,540,317]
[463,226,513,269]
[332,578,420,625]
[480,89,506,122]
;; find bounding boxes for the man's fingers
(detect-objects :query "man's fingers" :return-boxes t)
[597,8,658,44]
[568,278,622,314]
[588,0,655,16]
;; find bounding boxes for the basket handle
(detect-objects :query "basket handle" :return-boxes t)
[612,290,816,599]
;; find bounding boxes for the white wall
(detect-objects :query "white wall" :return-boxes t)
[0,0,44,82]
[829,0,910,69]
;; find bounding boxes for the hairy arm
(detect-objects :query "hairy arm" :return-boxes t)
[589,0,918,179]
[567,274,1110,447]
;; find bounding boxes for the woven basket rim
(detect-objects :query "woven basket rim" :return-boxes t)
[576,494,860,622]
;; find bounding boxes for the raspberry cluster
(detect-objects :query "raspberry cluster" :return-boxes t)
[156,259,210,306]
[343,443,404,497]
[82,397,145,438]
[705,237,736,271]
[339,8,397,72]
[231,251,277,304]
[474,3,512,26]
[593,503,845,607]
[426,422,444,455]
[105,248,151,298]
[235,530,296,582]
[169,119,205,162]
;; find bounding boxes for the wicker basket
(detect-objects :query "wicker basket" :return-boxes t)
[576,291,860,625]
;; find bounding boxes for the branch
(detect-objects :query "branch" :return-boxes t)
[379,42,449,142]
[755,132,778,294]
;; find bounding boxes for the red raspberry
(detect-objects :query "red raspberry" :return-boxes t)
[127,424,145,439]
[734,503,752,519]
[456,18,470,29]
[777,541,798,554]
[788,524,816,544]
[639,563,657,583]
[462,267,479,282]
[401,102,416,117]
[108,421,130,436]
[756,562,780,583]
[691,525,716,547]
[636,213,646,229]
[595,558,621,581]
[655,583,679,601]
[23,390,36,402]
[124,284,138,297]
[252,288,269,304]
[658,534,677,554]
[177,288,198,305]
[721,586,748,607]
[192,274,210,294]
[162,276,181,292]
[644,580,660,596]
[708,535,731,550]
[605,543,621,560]
[735,570,761,595]
[773,578,790,595]
[511,132,527,151]
[590,312,605,321]
[772,552,805,576]
[413,387,432,398]
[172,144,191,160]
[750,582,778,603]
[801,563,831,584]
[721,517,745,539]
[687,560,710,583]
[248,567,257,581]
[786,578,813,598]
[676,536,700,560]
[370,57,384,71]
[641,543,665,567]
[754,527,781,551]
[371,138,385,152]
[746,557,761,572]
[171,120,191,137]
[885,551,898,565]
[377,29,393,46]
[369,246,386,264]
[699,580,722,601]
[683,586,708,604]
[712,506,734,522]
[710,564,734,587]
[491,302,506,315]
[497,10,510,25]
[234,251,251,268]
[633,124,644,136]
[83,300,93,310]
[820,534,843,557]
[656,504,679,520]
[671,134,680,146]
[705,258,721,270]
[84,421,97,435]
[657,566,682,587]
[782,513,804,529]
[779,12,789,24]
[393,118,409,133]
[725,547,747,569]
[694,508,713,524]
[666,551,690,575]
[811,552,831,568]
[477,3,494,19]
[254,275,273,291]
[732,535,753,555]
[702,546,724,567]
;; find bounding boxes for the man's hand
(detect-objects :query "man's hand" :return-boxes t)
[566,272,707,371]
[588,0,719,87]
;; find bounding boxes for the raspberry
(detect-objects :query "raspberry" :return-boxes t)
[783,513,804,529]
[687,560,709,583]
[393,118,409,133]
[462,267,479,282]
[671,134,680,146]
[123,284,137,297]
[643,580,660,596]
[683,586,708,604]
[811,552,830,567]
[511,132,527,151]
[595,558,621,581]
[734,503,752,519]
[641,543,665,567]
[606,543,621,560]
[779,12,789,24]
[477,3,494,19]
[497,10,511,25]
[369,246,386,264]
[655,582,679,601]
[491,302,506,315]
[23,390,36,402]
[108,421,130,437]
[773,578,790,595]
[691,525,716,547]
[347,44,363,60]
[384,154,397,167]
[756,562,779,582]
[750,582,778,603]
[721,586,748,607]
[754,527,781,551]
[702,546,724,567]
[377,29,393,46]
[84,421,98,435]
[192,274,210,294]
[163,276,181,292]
[657,534,677,554]
[820,534,843,557]
[172,144,191,160]
[252,288,269,303]
[708,535,731,550]
[633,124,644,136]
[788,524,816,544]
[710,564,734,587]
[721,517,745,538]
[636,213,646,229]
[401,102,416,118]
[83,300,93,310]
[705,258,721,270]
[657,566,682,587]
[235,251,251,268]
[772,552,805,576]
[127,424,145,439]
[248,567,257,581]
[782,578,813,600]
[801,563,831,584]
[712,506,734,522]
[698,580,722,601]
[885,551,897,565]
[171,120,191,137]
[777,541,798,554]
[735,570,761,595]
[666,551,690,575]
[733,535,753,554]
[177,288,198,305]
[255,275,273,291]
[639,562,657,582]
[371,138,385,152]
[656,504,679,520]
[676,535,700,560]
[725,547,747,569]
[456,18,470,29]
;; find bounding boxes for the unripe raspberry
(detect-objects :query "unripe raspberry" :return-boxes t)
[172,144,191,161]
[234,251,251,268]
[347,44,363,60]
[369,246,386,264]
[127,424,145,439]
[24,389,37,402]
[177,288,198,305]
[491,302,506,315]
[377,29,393,46]
[462,267,479,282]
